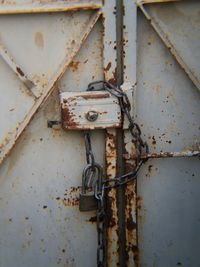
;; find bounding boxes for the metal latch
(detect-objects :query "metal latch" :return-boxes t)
[60,91,121,130]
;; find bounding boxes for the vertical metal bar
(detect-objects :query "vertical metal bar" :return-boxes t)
[105,129,119,266]
[103,0,119,265]
[116,1,127,267]
[123,1,138,266]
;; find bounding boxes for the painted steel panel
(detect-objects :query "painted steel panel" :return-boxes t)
[141,1,200,92]
[0,12,104,267]
[0,1,199,266]
[137,4,200,266]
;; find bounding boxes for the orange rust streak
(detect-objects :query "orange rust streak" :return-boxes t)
[81,93,110,100]
[61,107,78,129]
[0,3,102,14]
[55,186,81,207]
[124,134,138,266]
[69,61,80,72]
[125,181,138,266]
[105,129,119,265]
[137,0,180,4]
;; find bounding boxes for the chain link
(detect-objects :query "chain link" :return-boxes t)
[87,80,149,186]
[82,81,149,267]
[84,130,105,266]
[95,183,105,267]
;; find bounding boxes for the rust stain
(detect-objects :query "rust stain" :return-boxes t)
[61,106,78,129]
[141,0,180,4]
[0,136,10,150]
[125,162,136,173]
[24,79,34,90]
[88,216,97,223]
[124,137,139,266]
[105,129,119,265]
[125,185,136,231]
[105,195,117,228]
[0,2,101,13]
[126,215,136,231]
[69,60,80,72]
[0,11,101,166]
[136,196,143,211]
[56,186,81,207]
[125,179,138,266]
[108,67,117,86]
[145,164,154,178]
[106,132,117,155]
[32,74,48,88]
[152,135,156,145]
[35,32,44,48]
[148,164,153,173]
[81,93,110,100]
[104,62,112,72]
[62,197,79,207]
[127,244,139,267]
[16,67,24,77]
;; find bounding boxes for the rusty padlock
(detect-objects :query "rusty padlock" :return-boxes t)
[79,163,102,212]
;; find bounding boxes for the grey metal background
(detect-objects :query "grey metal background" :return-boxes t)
[137,2,200,266]
[0,7,104,267]
[0,1,199,267]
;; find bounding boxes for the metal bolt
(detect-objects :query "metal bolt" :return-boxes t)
[86,110,99,122]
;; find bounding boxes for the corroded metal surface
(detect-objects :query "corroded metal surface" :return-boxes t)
[123,2,138,266]
[137,0,180,4]
[0,1,199,266]
[60,91,121,130]
[0,10,101,166]
[103,0,119,265]
[124,150,200,160]
[137,4,200,266]
[105,129,119,266]
[0,8,104,267]
[0,0,102,14]
[139,1,200,92]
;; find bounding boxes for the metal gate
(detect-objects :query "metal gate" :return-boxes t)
[0,1,199,267]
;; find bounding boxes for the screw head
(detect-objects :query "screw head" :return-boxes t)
[86,110,99,122]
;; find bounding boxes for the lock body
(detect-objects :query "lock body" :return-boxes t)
[60,91,121,130]
[79,193,98,212]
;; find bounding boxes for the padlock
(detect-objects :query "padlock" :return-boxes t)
[79,193,97,212]
[79,163,102,212]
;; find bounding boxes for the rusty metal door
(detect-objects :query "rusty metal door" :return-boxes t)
[0,1,125,266]
[0,1,199,267]
[0,1,104,267]
[135,1,200,267]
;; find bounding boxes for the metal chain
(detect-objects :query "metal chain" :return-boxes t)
[82,81,149,267]
[95,179,106,267]
[84,131,105,267]
[87,80,149,189]
[84,131,99,189]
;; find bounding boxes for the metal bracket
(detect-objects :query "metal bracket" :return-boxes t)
[121,82,135,129]
[60,91,122,130]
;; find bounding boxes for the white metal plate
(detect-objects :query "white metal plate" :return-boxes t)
[60,91,121,130]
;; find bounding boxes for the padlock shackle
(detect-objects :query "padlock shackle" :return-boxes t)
[82,163,103,194]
